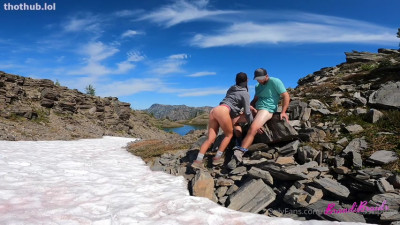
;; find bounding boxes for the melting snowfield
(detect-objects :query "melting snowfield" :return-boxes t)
[0,136,366,225]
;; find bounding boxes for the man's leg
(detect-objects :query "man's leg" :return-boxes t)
[241,110,273,149]
[234,110,272,162]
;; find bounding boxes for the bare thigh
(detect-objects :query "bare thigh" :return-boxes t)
[212,106,233,135]
[250,110,273,131]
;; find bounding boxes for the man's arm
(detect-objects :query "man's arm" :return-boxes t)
[280,92,290,122]
[250,95,258,115]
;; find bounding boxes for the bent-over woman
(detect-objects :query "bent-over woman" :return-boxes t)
[191,72,253,171]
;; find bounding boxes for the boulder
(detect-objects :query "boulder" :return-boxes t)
[276,140,299,156]
[247,167,274,185]
[368,150,399,165]
[342,138,368,155]
[345,51,385,63]
[369,81,400,110]
[254,113,298,144]
[261,161,317,181]
[227,179,276,213]
[376,177,395,193]
[312,177,350,198]
[370,193,400,211]
[191,171,215,201]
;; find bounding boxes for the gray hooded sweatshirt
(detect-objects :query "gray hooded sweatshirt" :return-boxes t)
[220,85,253,123]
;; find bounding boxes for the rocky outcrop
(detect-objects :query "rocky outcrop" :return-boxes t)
[369,81,400,110]
[138,48,400,224]
[0,71,179,141]
[144,104,212,121]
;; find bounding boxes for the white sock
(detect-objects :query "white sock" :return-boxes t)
[215,151,223,158]
[196,153,204,161]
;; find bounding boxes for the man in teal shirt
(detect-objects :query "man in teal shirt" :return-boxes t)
[233,68,290,162]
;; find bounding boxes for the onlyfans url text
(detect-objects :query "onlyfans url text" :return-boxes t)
[3,2,56,11]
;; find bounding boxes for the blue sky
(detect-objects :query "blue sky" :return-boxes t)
[0,0,398,109]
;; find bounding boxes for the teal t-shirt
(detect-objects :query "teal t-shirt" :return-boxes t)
[255,77,287,112]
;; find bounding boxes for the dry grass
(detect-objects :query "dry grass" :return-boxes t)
[127,139,191,162]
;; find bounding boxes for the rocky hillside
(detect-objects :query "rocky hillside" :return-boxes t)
[132,48,400,224]
[145,103,212,121]
[0,72,192,141]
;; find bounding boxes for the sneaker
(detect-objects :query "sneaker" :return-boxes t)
[212,157,224,166]
[191,160,208,172]
[233,149,245,163]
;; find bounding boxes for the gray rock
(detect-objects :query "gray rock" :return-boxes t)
[388,174,400,188]
[306,200,366,222]
[227,179,276,213]
[354,107,367,115]
[376,177,395,193]
[336,137,349,146]
[191,171,214,201]
[312,177,350,198]
[248,143,269,152]
[247,167,274,185]
[283,185,310,208]
[353,92,367,105]
[301,108,312,121]
[342,138,368,155]
[344,124,364,134]
[370,193,400,211]
[216,186,228,198]
[309,99,328,110]
[351,151,363,169]
[216,177,235,187]
[366,108,384,123]
[254,113,298,144]
[261,163,310,180]
[298,146,319,164]
[288,100,308,120]
[298,127,326,142]
[368,150,399,165]
[226,185,239,195]
[369,81,400,109]
[381,211,400,222]
[276,140,300,156]
[229,166,247,176]
[345,51,385,63]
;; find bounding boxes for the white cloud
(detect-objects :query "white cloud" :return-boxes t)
[127,50,145,62]
[63,13,102,33]
[158,86,226,97]
[69,42,135,76]
[168,54,189,59]
[178,88,226,97]
[187,71,216,77]
[98,78,164,97]
[191,13,398,47]
[114,10,142,18]
[138,0,237,27]
[150,54,189,75]
[121,30,143,38]
[82,42,119,63]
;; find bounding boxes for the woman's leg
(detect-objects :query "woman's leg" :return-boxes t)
[192,108,220,171]
[212,107,234,153]
[198,109,219,155]
[232,114,247,146]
